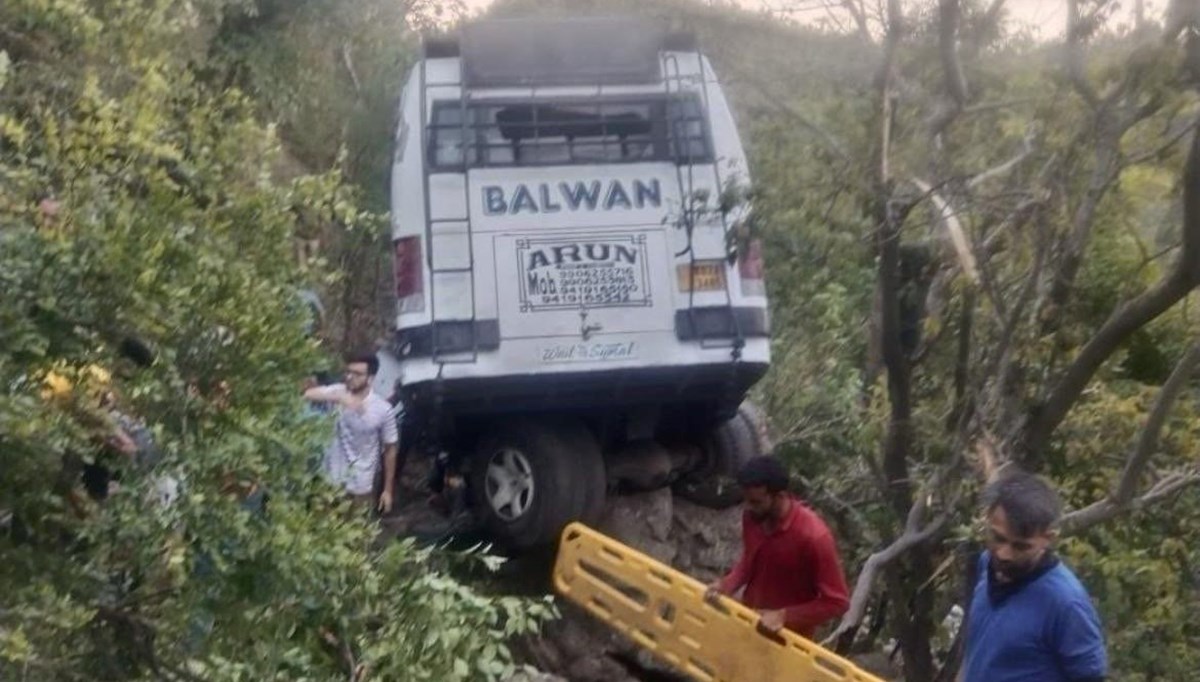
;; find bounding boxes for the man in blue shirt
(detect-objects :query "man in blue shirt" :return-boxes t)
[962,470,1107,682]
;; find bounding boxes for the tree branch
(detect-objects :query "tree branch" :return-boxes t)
[827,446,966,647]
[965,129,1036,189]
[320,626,362,681]
[1124,118,1200,166]
[824,512,949,644]
[962,98,1039,116]
[931,0,969,137]
[912,266,955,367]
[913,178,979,284]
[1066,0,1101,107]
[872,0,905,180]
[878,196,917,517]
[1056,338,1200,534]
[1164,0,1200,45]
[981,0,1007,30]
[1115,341,1200,502]
[981,192,1046,255]
[341,43,363,96]
[951,287,974,425]
[1023,128,1200,463]
[1141,470,1200,503]
[983,207,1048,428]
[871,0,915,522]
[841,0,874,43]
[1041,128,1123,326]
[1060,469,1200,535]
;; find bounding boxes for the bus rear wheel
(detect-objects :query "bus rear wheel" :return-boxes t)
[469,417,605,549]
[673,401,771,509]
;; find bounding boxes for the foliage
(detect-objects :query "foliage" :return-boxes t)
[500,0,1200,678]
[0,1,551,679]
[208,0,452,351]
[730,4,1200,679]
[4,0,1199,679]
[1056,384,1200,680]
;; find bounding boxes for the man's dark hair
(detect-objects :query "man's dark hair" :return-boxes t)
[737,456,790,494]
[347,352,379,377]
[982,469,1063,537]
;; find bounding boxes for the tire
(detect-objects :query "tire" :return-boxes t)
[469,417,604,549]
[673,400,771,509]
[555,419,607,526]
[736,400,774,457]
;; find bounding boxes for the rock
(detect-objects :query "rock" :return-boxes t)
[597,488,678,564]
[606,441,673,491]
[669,497,742,579]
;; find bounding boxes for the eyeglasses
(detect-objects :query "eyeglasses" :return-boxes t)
[344,369,368,378]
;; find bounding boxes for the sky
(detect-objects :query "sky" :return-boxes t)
[457,0,1168,39]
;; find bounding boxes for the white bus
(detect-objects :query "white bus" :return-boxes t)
[388,17,770,547]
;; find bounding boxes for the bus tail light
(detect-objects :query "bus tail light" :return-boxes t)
[393,235,425,313]
[676,260,727,292]
[738,238,765,296]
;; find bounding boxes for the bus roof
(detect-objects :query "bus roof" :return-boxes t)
[424,18,697,88]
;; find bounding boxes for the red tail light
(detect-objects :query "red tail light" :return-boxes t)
[393,235,425,312]
[738,238,765,296]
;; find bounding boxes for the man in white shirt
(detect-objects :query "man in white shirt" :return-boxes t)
[303,353,399,514]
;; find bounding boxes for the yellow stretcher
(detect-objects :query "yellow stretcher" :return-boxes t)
[552,522,884,682]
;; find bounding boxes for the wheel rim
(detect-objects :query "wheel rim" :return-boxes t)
[484,447,535,521]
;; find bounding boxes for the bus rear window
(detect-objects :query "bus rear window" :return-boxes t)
[427,96,709,169]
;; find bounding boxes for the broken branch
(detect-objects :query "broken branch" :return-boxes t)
[913,178,980,284]
[824,512,949,645]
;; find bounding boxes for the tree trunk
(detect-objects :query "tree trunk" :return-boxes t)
[886,550,937,681]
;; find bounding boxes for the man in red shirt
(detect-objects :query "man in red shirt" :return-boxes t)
[705,456,850,638]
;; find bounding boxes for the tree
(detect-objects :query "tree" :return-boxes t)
[478,1,1200,676]
[208,0,467,352]
[0,1,551,679]
[748,1,1200,679]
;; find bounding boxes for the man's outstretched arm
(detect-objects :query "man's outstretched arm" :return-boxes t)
[303,381,344,403]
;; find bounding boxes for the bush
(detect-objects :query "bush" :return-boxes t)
[0,1,552,679]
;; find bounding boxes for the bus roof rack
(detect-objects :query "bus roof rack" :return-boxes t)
[662,30,698,51]
[423,34,460,58]
[460,17,667,87]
